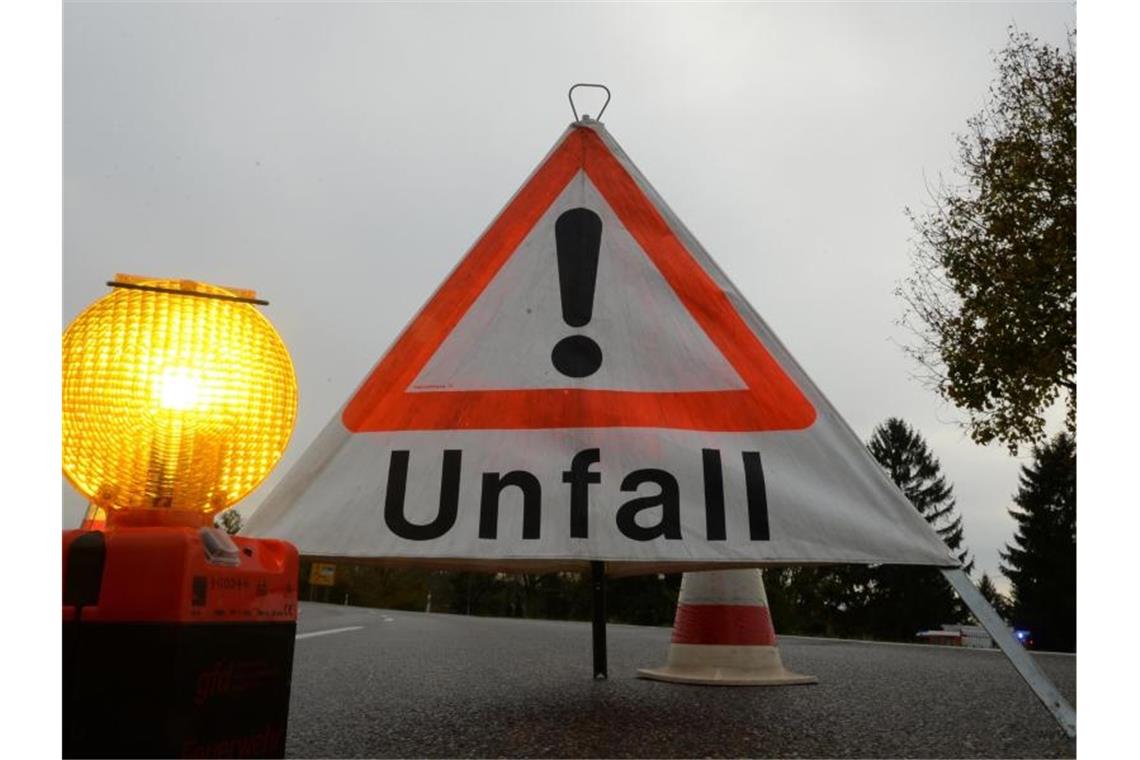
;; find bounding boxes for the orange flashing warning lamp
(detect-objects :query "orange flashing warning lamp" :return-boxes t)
[63,276,300,759]
[63,274,297,527]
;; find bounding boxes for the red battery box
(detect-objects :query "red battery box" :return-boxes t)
[63,527,298,758]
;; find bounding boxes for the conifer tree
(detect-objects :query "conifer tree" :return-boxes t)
[1000,433,1076,652]
[862,418,973,637]
[977,572,1011,622]
[869,418,974,570]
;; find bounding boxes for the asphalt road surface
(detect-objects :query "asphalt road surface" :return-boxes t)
[288,602,1076,758]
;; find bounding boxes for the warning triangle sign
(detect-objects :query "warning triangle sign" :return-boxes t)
[246,121,957,575]
[343,126,814,433]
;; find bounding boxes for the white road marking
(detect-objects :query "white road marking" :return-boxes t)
[295,625,364,640]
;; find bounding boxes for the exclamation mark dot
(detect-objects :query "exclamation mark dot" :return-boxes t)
[552,207,603,378]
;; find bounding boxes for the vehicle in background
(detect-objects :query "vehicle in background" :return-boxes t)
[916,624,1031,649]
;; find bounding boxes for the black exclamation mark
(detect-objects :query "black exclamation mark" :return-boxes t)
[552,208,603,378]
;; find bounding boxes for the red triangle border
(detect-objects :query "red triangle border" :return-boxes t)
[343,127,816,432]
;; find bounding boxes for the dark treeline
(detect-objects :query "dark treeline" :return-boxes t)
[765,566,967,641]
[297,561,966,641]
[297,559,974,641]
[299,564,684,627]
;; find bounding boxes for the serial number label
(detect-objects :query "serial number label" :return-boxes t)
[209,576,251,591]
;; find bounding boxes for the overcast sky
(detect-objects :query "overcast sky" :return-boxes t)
[63,1,1075,593]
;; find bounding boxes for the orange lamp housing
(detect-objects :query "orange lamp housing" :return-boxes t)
[62,277,299,759]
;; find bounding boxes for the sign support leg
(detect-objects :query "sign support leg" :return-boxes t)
[941,567,1075,739]
[591,561,607,680]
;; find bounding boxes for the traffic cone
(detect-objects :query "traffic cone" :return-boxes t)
[638,569,817,685]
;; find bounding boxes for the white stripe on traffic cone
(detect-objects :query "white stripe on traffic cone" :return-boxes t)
[638,569,817,686]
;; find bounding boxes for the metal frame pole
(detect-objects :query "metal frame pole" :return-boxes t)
[591,561,607,679]
[941,568,1075,739]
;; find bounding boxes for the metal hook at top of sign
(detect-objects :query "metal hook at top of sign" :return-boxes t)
[569,83,611,124]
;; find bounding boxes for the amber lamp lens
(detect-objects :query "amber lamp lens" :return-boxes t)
[62,278,297,521]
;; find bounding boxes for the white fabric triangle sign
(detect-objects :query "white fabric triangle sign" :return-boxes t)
[245,122,957,574]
